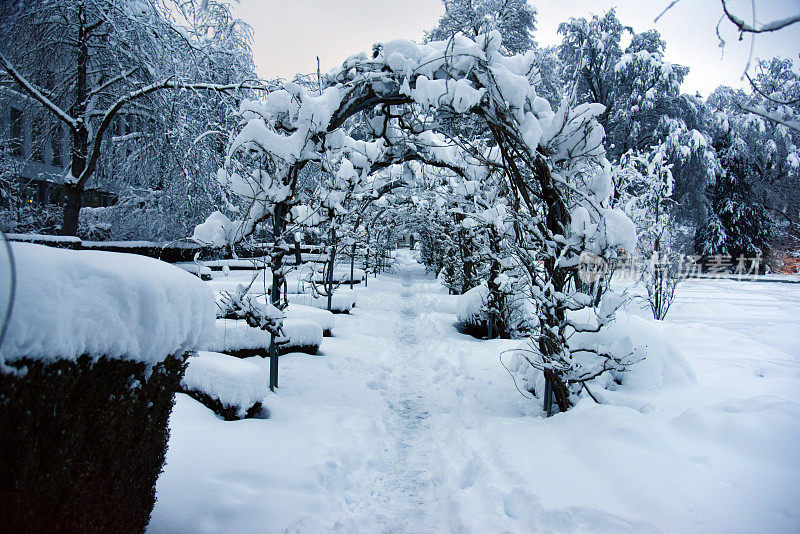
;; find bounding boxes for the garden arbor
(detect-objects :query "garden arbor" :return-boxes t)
[197,31,636,412]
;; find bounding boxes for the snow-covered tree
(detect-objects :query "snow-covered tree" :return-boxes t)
[559,11,689,162]
[697,70,800,263]
[617,148,681,319]
[0,0,261,235]
[611,29,688,159]
[557,10,625,132]
[426,0,537,55]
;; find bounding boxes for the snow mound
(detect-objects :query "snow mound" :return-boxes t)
[181,351,266,418]
[0,243,215,365]
[574,313,697,391]
[456,283,488,326]
[615,316,697,389]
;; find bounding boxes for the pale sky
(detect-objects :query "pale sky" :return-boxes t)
[231,0,800,96]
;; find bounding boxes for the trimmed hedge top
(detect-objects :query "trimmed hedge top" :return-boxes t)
[0,243,215,365]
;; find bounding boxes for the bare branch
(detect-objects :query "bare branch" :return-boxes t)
[77,79,275,187]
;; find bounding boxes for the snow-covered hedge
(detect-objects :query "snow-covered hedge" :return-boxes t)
[181,351,267,420]
[6,233,81,248]
[1,243,215,365]
[285,304,335,337]
[204,318,323,356]
[0,244,215,533]
[311,266,366,284]
[288,292,356,313]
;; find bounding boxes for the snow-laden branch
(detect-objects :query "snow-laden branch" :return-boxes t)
[721,0,800,34]
[739,104,800,134]
[87,67,139,98]
[0,50,78,130]
[77,78,274,187]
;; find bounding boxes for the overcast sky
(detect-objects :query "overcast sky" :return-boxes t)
[231,0,800,96]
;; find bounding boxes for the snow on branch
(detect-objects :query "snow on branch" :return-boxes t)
[0,50,78,130]
[739,104,800,134]
[77,78,275,188]
[720,0,800,34]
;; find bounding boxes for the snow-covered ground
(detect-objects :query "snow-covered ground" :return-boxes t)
[150,250,800,533]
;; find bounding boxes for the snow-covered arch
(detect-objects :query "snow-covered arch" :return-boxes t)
[195,31,637,412]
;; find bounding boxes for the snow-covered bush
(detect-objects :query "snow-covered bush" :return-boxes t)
[508,312,696,402]
[0,243,214,532]
[205,318,322,356]
[456,282,490,336]
[616,148,682,319]
[181,351,267,420]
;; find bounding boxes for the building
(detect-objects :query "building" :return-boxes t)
[0,86,117,209]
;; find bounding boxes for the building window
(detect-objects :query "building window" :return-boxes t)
[32,115,45,163]
[9,108,22,157]
[51,126,62,166]
[35,180,49,203]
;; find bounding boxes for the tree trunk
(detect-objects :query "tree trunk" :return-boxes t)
[268,202,288,391]
[62,184,83,236]
[350,242,356,290]
[326,211,336,312]
[62,6,89,237]
[486,228,504,339]
[364,228,370,288]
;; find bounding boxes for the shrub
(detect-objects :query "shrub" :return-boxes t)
[0,354,188,533]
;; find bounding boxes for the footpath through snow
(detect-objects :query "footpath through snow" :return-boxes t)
[150,250,800,533]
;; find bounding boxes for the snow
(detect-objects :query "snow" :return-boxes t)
[192,210,238,247]
[601,207,638,252]
[0,243,214,365]
[7,233,81,244]
[181,351,266,418]
[406,76,485,113]
[152,250,800,532]
[281,318,323,348]
[204,319,270,353]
